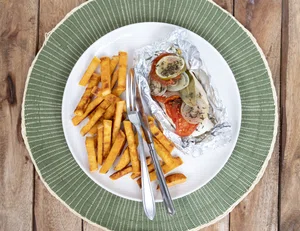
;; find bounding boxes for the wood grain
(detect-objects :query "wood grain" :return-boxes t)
[214,0,233,14]
[0,0,38,230]
[199,1,234,231]
[280,0,300,230]
[230,0,281,230]
[34,1,85,231]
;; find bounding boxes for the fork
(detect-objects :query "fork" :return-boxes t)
[126,70,156,220]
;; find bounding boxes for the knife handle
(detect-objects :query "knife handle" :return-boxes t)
[136,126,156,220]
[148,143,175,215]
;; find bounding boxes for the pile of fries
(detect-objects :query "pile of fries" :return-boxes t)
[72,51,187,189]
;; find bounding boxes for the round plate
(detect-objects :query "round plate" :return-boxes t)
[22,0,277,230]
[62,22,241,202]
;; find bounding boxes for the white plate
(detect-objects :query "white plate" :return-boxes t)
[62,22,241,202]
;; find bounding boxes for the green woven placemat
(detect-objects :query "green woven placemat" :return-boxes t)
[22,0,277,230]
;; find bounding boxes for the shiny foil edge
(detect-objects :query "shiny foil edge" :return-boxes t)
[133,28,232,156]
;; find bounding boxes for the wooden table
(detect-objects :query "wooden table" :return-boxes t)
[0,0,298,230]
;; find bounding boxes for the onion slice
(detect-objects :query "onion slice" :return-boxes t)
[150,79,167,96]
[167,72,190,92]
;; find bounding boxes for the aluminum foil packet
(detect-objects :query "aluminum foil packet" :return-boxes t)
[133,28,232,156]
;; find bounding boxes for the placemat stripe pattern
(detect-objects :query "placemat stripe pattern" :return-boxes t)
[22,0,277,230]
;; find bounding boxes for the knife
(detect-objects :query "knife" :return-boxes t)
[134,71,176,216]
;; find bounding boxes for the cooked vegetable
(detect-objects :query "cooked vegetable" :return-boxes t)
[157,173,187,189]
[131,160,162,179]
[80,105,105,136]
[153,138,175,166]
[165,98,198,136]
[97,124,104,165]
[114,51,127,96]
[72,96,104,126]
[103,120,112,159]
[100,57,111,96]
[156,55,186,80]
[112,101,126,143]
[74,73,100,116]
[100,131,126,173]
[99,94,118,110]
[114,147,130,171]
[110,55,119,74]
[110,165,133,180]
[150,80,167,96]
[85,137,98,172]
[123,121,140,174]
[111,69,119,89]
[179,70,197,107]
[137,156,183,187]
[150,53,182,86]
[79,56,101,86]
[181,100,209,125]
[113,157,152,180]
[103,103,116,120]
[152,91,181,103]
[167,72,189,92]
[149,121,175,152]
[89,120,102,135]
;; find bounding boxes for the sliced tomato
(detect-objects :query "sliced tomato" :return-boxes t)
[153,94,181,104]
[150,53,181,86]
[164,98,198,137]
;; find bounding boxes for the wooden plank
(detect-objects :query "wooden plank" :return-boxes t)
[230,0,281,230]
[34,1,85,230]
[280,0,300,230]
[199,1,233,231]
[34,174,82,230]
[214,0,233,14]
[0,0,38,230]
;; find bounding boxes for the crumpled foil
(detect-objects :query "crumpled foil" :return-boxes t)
[133,28,232,156]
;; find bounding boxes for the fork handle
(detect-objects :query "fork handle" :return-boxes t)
[136,126,156,220]
[148,143,176,215]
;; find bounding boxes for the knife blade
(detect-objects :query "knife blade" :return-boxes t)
[133,69,175,215]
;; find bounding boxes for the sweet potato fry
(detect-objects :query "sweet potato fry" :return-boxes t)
[111,156,152,180]
[72,96,104,126]
[89,120,102,135]
[100,57,111,96]
[114,147,130,171]
[123,121,140,174]
[85,136,98,172]
[74,73,100,116]
[137,156,183,187]
[100,94,118,110]
[88,110,96,120]
[149,121,175,153]
[148,116,155,123]
[111,69,119,89]
[153,138,175,166]
[114,52,127,96]
[100,131,126,174]
[80,105,105,136]
[112,101,126,143]
[103,120,112,159]
[131,160,162,179]
[103,103,116,120]
[91,86,102,97]
[97,124,104,165]
[79,56,101,86]
[110,55,119,74]
[157,173,187,189]
[109,166,132,180]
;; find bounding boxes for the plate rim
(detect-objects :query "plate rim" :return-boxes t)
[21,0,278,230]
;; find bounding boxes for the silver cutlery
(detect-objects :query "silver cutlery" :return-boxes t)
[134,70,176,216]
[126,69,156,220]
